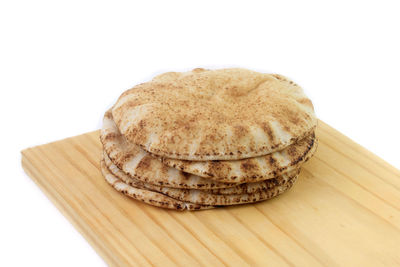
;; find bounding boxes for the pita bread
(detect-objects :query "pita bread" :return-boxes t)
[208,169,298,195]
[101,160,213,210]
[160,132,317,182]
[156,175,297,205]
[104,149,299,195]
[112,68,317,160]
[100,111,236,189]
[104,154,299,206]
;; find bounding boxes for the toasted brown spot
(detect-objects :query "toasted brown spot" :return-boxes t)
[180,171,191,180]
[102,132,119,141]
[287,146,298,157]
[138,120,146,129]
[269,156,276,165]
[207,161,233,178]
[203,172,215,178]
[233,125,249,139]
[283,125,291,132]
[136,156,152,171]
[240,160,259,174]
[260,122,275,142]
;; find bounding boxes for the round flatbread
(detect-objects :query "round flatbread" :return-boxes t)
[100,111,236,189]
[112,68,317,160]
[209,169,298,195]
[103,155,299,206]
[156,176,297,205]
[101,160,213,210]
[104,150,299,195]
[160,132,317,182]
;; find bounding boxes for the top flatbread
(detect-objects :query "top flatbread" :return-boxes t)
[112,68,317,160]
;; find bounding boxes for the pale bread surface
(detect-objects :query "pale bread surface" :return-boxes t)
[101,160,213,210]
[100,111,236,189]
[112,68,317,160]
[160,132,317,182]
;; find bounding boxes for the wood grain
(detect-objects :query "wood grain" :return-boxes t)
[21,121,400,267]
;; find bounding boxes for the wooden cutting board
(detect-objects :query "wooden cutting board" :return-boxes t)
[21,121,400,267]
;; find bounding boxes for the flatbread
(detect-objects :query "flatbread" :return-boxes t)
[160,132,317,182]
[209,169,298,194]
[101,160,213,210]
[103,155,299,206]
[112,68,317,160]
[104,150,299,195]
[100,111,236,189]
[156,175,297,205]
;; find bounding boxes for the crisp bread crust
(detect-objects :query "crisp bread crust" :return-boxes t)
[112,68,317,160]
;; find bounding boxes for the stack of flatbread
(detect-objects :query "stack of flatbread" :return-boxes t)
[100,68,317,210]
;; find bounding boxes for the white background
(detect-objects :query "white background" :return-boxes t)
[1,0,399,266]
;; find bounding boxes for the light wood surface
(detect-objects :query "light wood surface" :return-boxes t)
[21,121,400,267]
